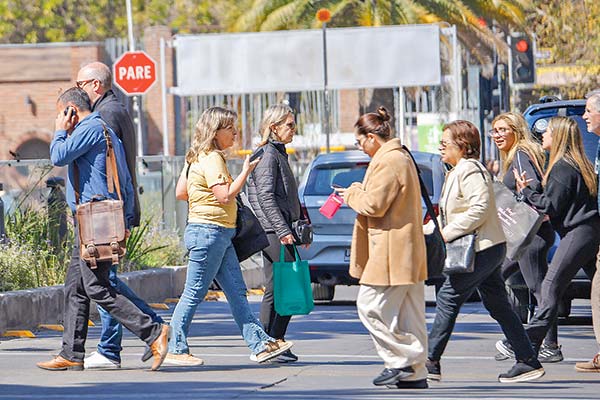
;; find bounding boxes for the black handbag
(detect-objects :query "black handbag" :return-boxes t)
[232,194,270,262]
[402,146,446,278]
[443,233,476,274]
[441,160,487,275]
[292,219,313,245]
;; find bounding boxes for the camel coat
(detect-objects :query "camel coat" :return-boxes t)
[344,139,427,286]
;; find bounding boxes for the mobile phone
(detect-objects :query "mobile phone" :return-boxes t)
[249,147,264,162]
[63,106,77,116]
[331,183,343,189]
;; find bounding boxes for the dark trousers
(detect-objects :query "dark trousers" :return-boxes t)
[60,229,162,362]
[501,221,558,344]
[259,232,294,340]
[429,243,536,362]
[526,223,600,350]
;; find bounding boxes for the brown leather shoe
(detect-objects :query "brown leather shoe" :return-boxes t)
[37,356,83,371]
[149,324,169,371]
[575,353,600,372]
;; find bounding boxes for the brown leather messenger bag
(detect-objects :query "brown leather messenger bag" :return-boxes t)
[73,125,126,269]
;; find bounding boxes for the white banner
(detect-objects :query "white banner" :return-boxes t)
[172,25,441,96]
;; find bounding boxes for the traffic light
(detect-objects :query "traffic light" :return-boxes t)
[509,33,535,85]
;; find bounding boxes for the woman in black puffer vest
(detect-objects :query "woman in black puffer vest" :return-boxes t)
[247,103,302,363]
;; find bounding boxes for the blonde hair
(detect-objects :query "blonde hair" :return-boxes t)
[544,116,597,196]
[492,112,546,177]
[258,103,294,146]
[185,107,237,164]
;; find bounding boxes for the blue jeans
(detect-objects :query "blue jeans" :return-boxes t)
[429,243,536,362]
[97,265,164,362]
[168,223,273,355]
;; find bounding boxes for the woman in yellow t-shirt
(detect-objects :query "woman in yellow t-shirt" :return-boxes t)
[167,107,293,366]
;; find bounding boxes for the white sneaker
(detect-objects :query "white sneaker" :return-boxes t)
[84,351,121,370]
[249,353,258,362]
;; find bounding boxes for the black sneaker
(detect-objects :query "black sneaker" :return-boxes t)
[495,339,515,360]
[538,343,564,363]
[373,366,415,386]
[141,345,153,362]
[426,359,441,381]
[272,350,299,363]
[498,359,545,383]
[386,379,428,389]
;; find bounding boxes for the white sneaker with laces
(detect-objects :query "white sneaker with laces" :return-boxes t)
[84,351,121,370]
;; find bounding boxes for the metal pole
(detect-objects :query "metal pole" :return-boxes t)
[452,25,460,112]
[126,0,144,157]
[160,38,169,156]
[322,22,330,153]
[399,87,406,145]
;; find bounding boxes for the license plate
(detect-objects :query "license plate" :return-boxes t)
[344,248,351,260]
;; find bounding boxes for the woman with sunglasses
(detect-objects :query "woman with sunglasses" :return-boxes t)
[489,112,562,363]
[427,120,544,384]
[336,107,429,389]
[247,103,303,363]
[513,116,600,360]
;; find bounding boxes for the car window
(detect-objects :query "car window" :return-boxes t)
[304,164,368,195]
[419,165,434,196]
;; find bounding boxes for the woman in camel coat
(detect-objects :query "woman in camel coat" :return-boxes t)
[336,106,428,390]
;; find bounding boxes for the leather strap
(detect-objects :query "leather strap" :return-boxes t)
[401,145,443,233]
[73,124,121,204]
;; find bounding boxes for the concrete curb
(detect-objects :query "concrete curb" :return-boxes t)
[0,260,263,335]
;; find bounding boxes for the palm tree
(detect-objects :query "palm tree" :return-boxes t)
[226,0,534,63]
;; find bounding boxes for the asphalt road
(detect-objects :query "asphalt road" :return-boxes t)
[0,286,598,400]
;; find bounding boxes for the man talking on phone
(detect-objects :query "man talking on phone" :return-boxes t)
[74,62,164,369]
[36,87,168,372]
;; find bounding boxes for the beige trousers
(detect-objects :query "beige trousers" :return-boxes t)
[356,282,428,380]
[592,249,600,351]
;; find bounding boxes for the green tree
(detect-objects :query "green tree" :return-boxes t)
[0,0,217,44]
[531,0,600,97]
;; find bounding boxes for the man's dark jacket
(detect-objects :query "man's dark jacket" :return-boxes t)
[247,141,301,239]
[92,89,141,226]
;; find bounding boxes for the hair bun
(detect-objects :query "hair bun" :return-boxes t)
[376,106,391,122]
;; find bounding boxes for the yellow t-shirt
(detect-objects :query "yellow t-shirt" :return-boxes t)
[185,151,237,228]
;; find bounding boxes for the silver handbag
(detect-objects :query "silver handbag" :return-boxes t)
[443,233,476,274]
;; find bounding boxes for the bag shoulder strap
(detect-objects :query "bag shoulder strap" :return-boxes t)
[73,124,121,205]
[401,145,442,233]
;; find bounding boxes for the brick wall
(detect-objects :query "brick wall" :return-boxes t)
[0,43,105,161]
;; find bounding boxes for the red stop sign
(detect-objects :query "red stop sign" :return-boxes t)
[113,51,157,95]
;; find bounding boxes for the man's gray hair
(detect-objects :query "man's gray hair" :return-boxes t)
[58,87,92,111]
[587,93,600,112]
[81,62,112,89]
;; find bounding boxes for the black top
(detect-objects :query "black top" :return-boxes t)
[92,90,140,227]
[503,150,543,195]
[247,141,301,238]
[522,158,599,236]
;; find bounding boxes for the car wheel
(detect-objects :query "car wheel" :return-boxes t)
[506,286,530,324]
[312,283,335,301]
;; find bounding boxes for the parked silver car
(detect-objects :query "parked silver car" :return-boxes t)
[297,150,445,300]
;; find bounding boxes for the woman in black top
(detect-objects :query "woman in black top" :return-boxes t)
[490,112,560,362]
[247,103,302,363]
[514,116,600,353]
